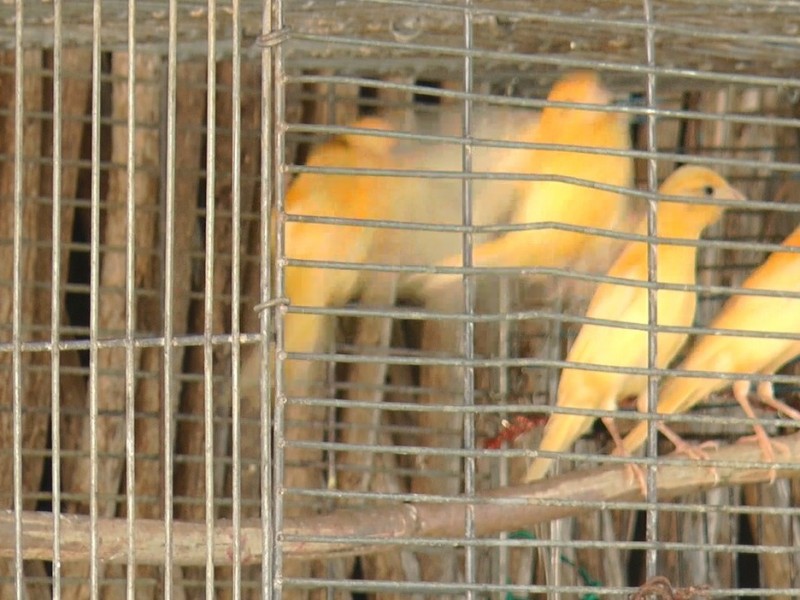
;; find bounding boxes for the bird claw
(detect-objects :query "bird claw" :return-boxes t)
[657,423,720,484]
[736,431,790,484]
[674,443,720,485]
[736,431,790,459]
[602,417,650,495]
[624,462,649,496]
[675,439,719,460]
[617,423,720,494]
[733,380,792,484]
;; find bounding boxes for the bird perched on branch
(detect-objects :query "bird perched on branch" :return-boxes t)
[416,70,634,293]
[524,166,747,483]
[618,225,800,463]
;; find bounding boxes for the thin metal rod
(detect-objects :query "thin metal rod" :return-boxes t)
[204,0,218,597]
[163,0,179,594]
[642,0,660,582]
[549,296,565,596]
[272,0,288,594]
[230,1,244,598]
[495,282,511,588]
[124,1,138,598]
[12,1,25,597]
[89,1,103,596]
[461,2,477,597]
[50,1,64,598]
[260,0,276,596]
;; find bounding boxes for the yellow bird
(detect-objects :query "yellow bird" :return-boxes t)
[245,109,534,396]
[419,70,633,291]
[268,117,400,396]
[245,71,632,399]
[619,225,800,462]
[524,166,747,483]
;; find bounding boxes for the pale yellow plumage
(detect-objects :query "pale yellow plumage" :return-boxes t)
[243,107,538,397]
[268,117,401,397]
[420,70,634,292]
[619,225,800,459]
[524,166,746,482]
[244,72,630,400]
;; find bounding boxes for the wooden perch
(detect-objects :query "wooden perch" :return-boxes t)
[3,432,800,566]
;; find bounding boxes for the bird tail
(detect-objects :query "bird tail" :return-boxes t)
[523,401,597,483]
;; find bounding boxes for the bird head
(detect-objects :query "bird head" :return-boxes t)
[655,165,747,234]
[548,71,612,105]
[284,116,397,218]
[338,116,397,155]
[538,71,620,131]
[533,71,631,160]
[305,117,397,167]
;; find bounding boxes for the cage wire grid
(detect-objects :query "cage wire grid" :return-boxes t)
[0,0,800,599]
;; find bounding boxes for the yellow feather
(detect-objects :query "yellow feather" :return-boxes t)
[418,71,634,292]
[620,225,800,456]
[524,166,746,482]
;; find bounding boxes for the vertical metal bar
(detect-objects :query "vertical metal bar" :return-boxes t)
[89,1,103,596]
[549,297,564,598]
[124,1,138,599]
[12,1,25,597]
[51,1,64,597]
[461,2,477,597]
[260,0,276,596]
[272,0,287,594]
[204,0,218,597]
[496,279,510,590]
[230,1,244,598]
[164,0,179,595]
[642,0,660,581]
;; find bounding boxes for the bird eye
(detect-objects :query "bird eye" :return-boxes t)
[703,185,714,196]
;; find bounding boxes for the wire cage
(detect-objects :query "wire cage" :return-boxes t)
[1,0,800,598]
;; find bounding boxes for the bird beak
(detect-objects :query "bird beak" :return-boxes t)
[729,185,747,202]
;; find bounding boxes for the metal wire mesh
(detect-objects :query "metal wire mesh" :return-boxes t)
[0,0,799,599]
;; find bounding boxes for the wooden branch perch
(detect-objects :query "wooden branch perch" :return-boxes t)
[3,432,800,566]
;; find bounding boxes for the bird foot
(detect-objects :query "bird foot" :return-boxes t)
[624,463,649,497]
[756,380,800,422]
[657,423,720,485]
[601,416,649,495]
[672,439,719,461]
[733,380,791,484]
[736,429,790,484]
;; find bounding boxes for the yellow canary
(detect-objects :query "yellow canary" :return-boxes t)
[524,166,747,483]
[619,225,800,461]
[244,108,537,396]
[245,72,633,398]
[419,70,634,292]
[271,117,400,396]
